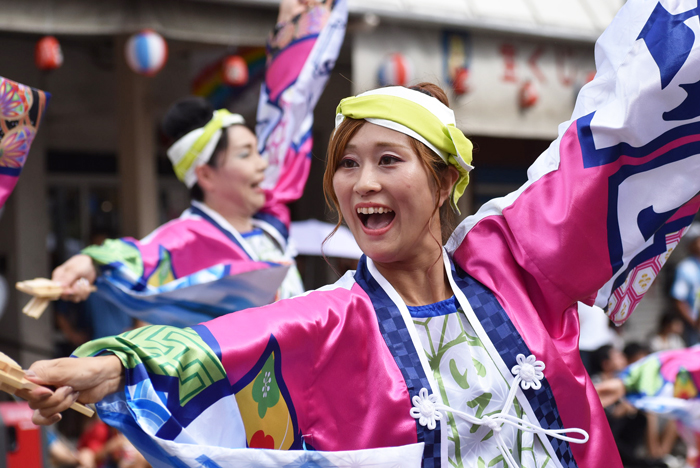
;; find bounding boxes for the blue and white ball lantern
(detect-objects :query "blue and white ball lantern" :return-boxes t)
[377,53,413,87]
[125,30,168,77]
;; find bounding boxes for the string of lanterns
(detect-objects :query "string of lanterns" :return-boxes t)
[34,31,249,87]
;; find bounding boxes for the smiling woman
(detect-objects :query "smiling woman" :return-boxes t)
[46,0,347,329]
[325,83,461,306]
[325,83,457,246]
[16,1,700,466]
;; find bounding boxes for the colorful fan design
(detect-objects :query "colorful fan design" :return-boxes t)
[0,76,48,208]
[0,127,35,168]
[0,78,33,121]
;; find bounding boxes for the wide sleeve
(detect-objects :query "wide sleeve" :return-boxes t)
[254,0,347,235]
[72,309,422,467]
[80,216,288,327]
[449,0,700,325]
[72,325,248,466]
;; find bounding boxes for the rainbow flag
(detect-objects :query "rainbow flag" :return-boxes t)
[191,47,266,109]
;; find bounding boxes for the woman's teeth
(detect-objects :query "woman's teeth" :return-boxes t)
[356,207,393,215]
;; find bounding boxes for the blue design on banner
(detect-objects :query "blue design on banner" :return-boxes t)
[637,3,697,90]
[195,455,223,468]
[635,3,700,120]
[575,113,700,285]
[664,80,700,121]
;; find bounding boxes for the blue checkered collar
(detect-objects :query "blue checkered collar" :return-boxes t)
[353,250,582,468]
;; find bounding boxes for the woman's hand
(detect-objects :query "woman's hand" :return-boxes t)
[51,254,98,302]
[16,355,124,425]
[277,0,312,25]
[594,377,626,408]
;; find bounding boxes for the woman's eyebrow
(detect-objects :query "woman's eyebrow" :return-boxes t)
[231,143,255,151]
[345,141,410,151]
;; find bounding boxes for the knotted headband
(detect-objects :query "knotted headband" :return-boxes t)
[335,86,473,213]
[167,109,245,188]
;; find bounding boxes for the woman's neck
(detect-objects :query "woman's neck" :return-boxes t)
[373,249,452,306]
[201,198,254,233]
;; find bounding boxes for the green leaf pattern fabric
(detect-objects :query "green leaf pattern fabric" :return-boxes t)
[83,239,144,278]
[252,353,281,418]
[413,309,553,468]
[74,325,226,406]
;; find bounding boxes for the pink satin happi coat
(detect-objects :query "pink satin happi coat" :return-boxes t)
[83,1,700,467]
[198,1,700,466]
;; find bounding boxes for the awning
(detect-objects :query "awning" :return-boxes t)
[202,0,624,43]
[0,0,623,44]
[0,0,276,45]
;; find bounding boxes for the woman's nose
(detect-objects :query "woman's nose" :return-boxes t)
[354,167,381,195]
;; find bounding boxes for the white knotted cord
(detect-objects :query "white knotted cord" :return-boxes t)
[410,354,589,468]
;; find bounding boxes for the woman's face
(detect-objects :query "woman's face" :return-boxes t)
[332,123,445,265]
[201,125,268,216]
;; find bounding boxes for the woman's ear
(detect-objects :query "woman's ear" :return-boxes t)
[194,164,216,194]
[439,166,460,207]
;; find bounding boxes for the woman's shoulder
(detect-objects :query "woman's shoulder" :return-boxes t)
[278,269,359,305]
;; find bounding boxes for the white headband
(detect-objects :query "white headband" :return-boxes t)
[335,87,473,172]
[167,110,245,188]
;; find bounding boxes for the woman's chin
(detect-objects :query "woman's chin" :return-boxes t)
[359,243,400,265]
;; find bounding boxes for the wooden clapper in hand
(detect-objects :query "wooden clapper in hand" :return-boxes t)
[16,278,95,319]
[0,352,94,417]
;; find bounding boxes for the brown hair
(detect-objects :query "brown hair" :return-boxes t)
[323,82,457,246]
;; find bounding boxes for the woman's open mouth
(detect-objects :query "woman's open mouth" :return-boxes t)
[356,206,395,231]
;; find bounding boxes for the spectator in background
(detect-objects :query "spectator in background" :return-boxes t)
[590,344,627,383]
[591,345,669,468]
[623,342,650,365]
[650,311,686,353]
[671,223,700,346]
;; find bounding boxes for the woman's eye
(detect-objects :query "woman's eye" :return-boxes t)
[338,158,358,168]
[379,155,399,165]
[237,151,250,159]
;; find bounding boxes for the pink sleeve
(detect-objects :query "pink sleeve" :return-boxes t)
[255,0,347,233]
[450,0,700,324]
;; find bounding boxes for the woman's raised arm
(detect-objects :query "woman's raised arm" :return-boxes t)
[255,0,347,231]
[449,0,700,326]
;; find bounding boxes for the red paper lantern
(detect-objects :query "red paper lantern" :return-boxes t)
[452,67,470,95]
[378,53,413,87]
[35,36,63,71]
[222,55,249,87]
[519,80,539,109]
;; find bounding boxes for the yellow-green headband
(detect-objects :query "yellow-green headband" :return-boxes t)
[167,109,245,188]
[335,86,473,213]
